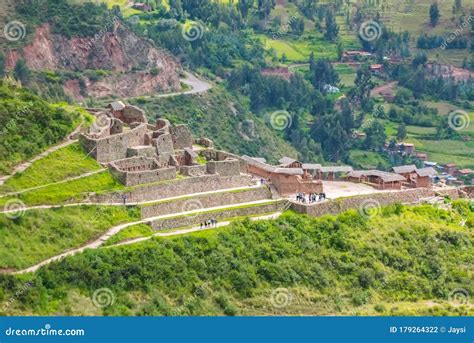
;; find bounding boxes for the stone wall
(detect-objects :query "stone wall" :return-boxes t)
[206,159,241,177]
[80,123,148,163]
[290,187,463,217]
[127,146,155,158]
[180,164,207,177]
[90,174,255,203]
[201,149,248,174]
[272,174,323,195]
[141,186,272,218]
[170,124,193,149]
[195,138,214,148]
[149,200,285,230]
[109,156,177,186]
[122,167,177,187]
[120,105,147,125]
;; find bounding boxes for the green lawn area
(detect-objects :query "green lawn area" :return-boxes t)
[406,138,474,168]
[0,143,102,194]
[0,205,140,269]
[0,171,125,207]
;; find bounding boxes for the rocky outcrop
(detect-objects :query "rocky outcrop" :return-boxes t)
[5,23,182,98]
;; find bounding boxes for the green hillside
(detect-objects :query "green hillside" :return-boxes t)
[1,201,472,316]
[0,80,81,175]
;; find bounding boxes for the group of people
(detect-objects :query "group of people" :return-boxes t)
[200,219,217,229]
[295,192,327,204]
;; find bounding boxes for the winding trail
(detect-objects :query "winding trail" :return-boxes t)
[111,212,282,248]
[12,199,281,275]
[127,71,213,100]
[0,184,262,214]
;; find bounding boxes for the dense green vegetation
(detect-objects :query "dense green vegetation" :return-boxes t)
[0,80,80,175]
[0,205,140,269]
[15,0,116,39]
[1,202,472,316]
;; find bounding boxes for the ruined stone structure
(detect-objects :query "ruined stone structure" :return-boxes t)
[241,156,323,195]
[80,103,240,187]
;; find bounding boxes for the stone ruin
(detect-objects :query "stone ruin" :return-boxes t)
[80,101,240,186]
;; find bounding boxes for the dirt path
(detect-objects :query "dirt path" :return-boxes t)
[111,212,282,247]
[0,184,263,214]
[126,71,212,100]
[11,199,280,275]
[0,121,84,187]
[0,168,107,198]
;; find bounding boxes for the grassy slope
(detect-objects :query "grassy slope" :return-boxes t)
[1,202,472,316]
[0,143,102,193]
[0,205,140,269]
[0,171,125,207]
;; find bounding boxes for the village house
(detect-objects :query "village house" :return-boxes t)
[341,50,372,62]
[392,165,437,188]
[444,163,457,175]
[132,2,153,12]
[369,64,384,75]
[241,156,323,195]
[261,67,293,81]
[346,170,406,190]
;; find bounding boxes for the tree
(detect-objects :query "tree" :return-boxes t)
[238,0,254,18]
[397,123,407,140]
[324,10,339,41]
[351,66,374,105]
[364,121,387,150]
[454,0,462,12]
[0,53,5,78]
[429,2,439,27]
[13,59,30,84]
[310,58,339,92]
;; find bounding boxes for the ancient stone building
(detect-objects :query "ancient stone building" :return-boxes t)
[80,102,240,187]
